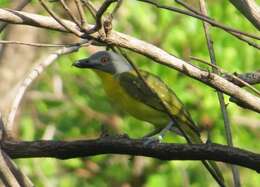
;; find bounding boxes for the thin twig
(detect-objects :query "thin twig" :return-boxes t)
[0,150,21,187]
[39,0,82,36]
[228,32,260,49]
[175,0,260,49]
[0,114,5,140]
[190,56,260,96]
[137,0,260,40]
[103,0,123,35]
[60,0,81,28]
[111,0,123,18]
[5,42,89,138]
[0,0,31,33]
[85,0,117,34]
[74,0,86,27]
[199,0,241,186]
[0,40,85,47]
[81,0,97,18]
[225,71,260,86]
[1,151,34,187]
[80,0,107,38]
[225,74,260,95]
[175,0,201,14]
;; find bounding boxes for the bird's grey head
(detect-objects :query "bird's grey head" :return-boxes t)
[73,51,132,74]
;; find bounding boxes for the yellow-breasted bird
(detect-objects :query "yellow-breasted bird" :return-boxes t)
[73,51,225,186]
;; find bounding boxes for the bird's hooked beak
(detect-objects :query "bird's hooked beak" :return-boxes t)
[73,58,96,69]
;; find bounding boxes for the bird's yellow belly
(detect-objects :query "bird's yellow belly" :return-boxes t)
[96,71,169,127]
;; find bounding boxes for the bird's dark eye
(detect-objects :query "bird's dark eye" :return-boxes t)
[100,56,109,65]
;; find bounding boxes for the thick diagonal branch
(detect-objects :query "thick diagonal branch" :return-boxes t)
[0,9,259,112]
[229,0,260,30]
[224,71,260,87]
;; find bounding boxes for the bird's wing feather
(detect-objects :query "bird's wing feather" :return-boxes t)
[117,70,225,183]
[117,70,200,135]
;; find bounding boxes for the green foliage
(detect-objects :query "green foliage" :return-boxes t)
[1,0,259,186]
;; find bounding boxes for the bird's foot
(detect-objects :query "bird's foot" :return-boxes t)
[143,134,163,146]
[142,121,175,146]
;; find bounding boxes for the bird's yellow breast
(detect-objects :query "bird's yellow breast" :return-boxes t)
[94,70,169,127]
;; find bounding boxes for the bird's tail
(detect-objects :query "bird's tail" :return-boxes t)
[177,121,225,187]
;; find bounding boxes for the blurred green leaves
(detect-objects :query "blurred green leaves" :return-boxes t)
[1,0,259,186]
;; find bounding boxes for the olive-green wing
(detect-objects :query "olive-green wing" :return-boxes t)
[117,70,200,135]
[118,71,224,185]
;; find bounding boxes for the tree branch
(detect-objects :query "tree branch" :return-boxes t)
[190,56,260,95]
[0,0,31,33]
[224,71,260,87]
[0,116,33,187]
[74,0,86,27]
[5,43,87,138]
[138,0,260,40]
[38,0,82,37]
[85,0,117,34]
[2,137,260,173]
[199,0,240,186]
[0,150,21,187]
[60,0,81,28]
[229,0,260,30]
[0,150,34,187]
[0,9,259,113]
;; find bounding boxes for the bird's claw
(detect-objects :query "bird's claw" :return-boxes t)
[143,134,163,146]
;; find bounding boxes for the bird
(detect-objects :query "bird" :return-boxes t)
[73,50,225,186]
